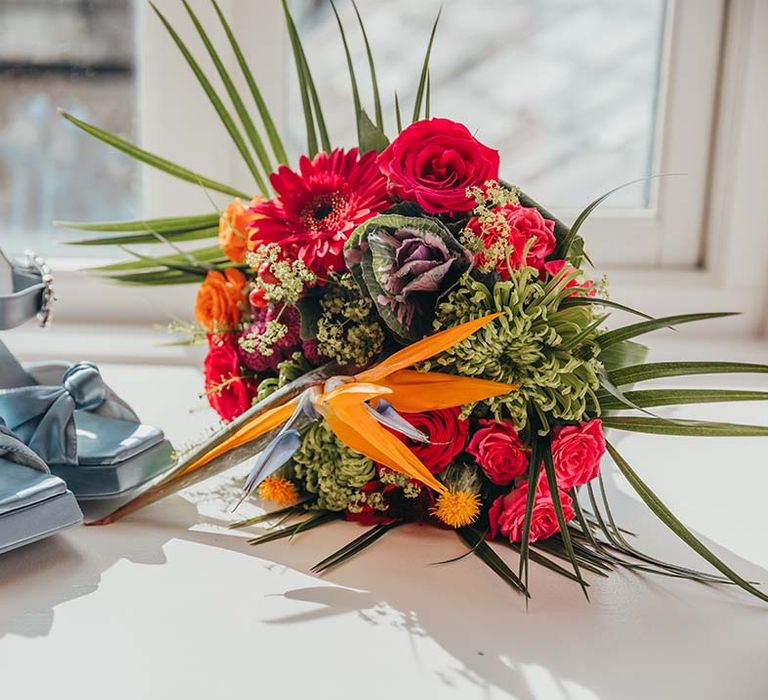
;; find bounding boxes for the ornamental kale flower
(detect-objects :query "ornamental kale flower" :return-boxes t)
[345,214,471,341]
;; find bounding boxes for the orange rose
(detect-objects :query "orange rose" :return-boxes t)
[218,197,263,263]
[195,268,247,332]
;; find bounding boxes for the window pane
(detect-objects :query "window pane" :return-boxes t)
[0,0,138,258]
[289,0,666,209]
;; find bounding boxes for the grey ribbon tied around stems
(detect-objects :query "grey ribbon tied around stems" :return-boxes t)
[0,363,109,465]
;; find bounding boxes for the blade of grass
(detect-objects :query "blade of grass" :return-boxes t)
[182,0,273,186]
[606,441,768,602]
[412,9,441,122]
[598,312,738,349]
[518,438,543,592]
[56,213,219,233]
[425,70,431,119]
[229,502,309,529]
[560,296,655,320]
[210,0,288,165]
[394,92,403,132]
[91,245,224,272]
[150,2,264,189]
[352,0,383,129]
[59,110,248,198]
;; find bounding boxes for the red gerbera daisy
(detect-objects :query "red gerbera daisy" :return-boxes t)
[248,148,390,279]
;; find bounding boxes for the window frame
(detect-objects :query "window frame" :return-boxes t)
[18,0,768,352]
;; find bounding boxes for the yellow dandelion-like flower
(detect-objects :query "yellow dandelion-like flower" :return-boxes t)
[432,490,481,528]
[257,476,299,506]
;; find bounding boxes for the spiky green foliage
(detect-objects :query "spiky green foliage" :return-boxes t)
[425,267,602,430]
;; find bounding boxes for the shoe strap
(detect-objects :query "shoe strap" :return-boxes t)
[0,248,55,330]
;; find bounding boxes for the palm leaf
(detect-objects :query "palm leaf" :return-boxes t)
[412,9,441,122]
[247,510,338,546]
[210,0,288,165]
[606,441,768,603]
[541,438,589,599]
[181,0,273,185]
[330,1,362,146]
[65,226,219,247]
[311,521,401,574]
[352,0,383,129]
[597,388,768,412]
[609,361,768,387]
[56,212,219,234]
[598,312,738,349]
[59,111,248,199]
[149,2,265,190]
[602,416,768,437]
[457,526,528,596]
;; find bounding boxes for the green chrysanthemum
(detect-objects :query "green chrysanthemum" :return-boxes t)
[424,267,603,431]
[291,422,381,512]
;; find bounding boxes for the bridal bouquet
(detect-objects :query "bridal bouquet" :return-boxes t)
[60,1,768,602]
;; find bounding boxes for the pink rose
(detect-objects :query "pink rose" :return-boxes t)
[467,204,556,276]
[543,260,596,297]
[377,118,500,215]
[551,419,606,490]
[488,480,575,543]
[466,419,529,485]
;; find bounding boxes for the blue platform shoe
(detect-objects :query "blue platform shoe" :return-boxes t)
[0,249,176,501]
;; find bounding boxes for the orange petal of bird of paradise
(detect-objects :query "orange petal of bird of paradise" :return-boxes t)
[375,369,518,413]
[316,382,448,495]
[179,397,300,477]
[355,312,503,384]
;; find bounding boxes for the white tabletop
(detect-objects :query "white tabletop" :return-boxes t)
[1,340,767,700]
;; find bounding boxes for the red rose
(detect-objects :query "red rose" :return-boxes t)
[203,334,256,422]
[393,408,469,473]
[488,479,575,543]
[542,260,596,297]
[377,118,500,215]
[466,419,528,485]
[551,419,606,490]
[467,203,556,276]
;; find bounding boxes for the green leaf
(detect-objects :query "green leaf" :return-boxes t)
[91,245,224,272]
[602,416,768,437]
[311,521,401,574]
[555,175,673,260]
[606,441,768,603]
[181,0,273,188]
[425,71,431,119]
[210,0,288,166]
[541,437,589,599]
[59,111,248,199]
[229,503,309,530]
[358,109,390,153]
[598,340,649,373]
[597,388,768,412]
[107,269,207,285]
[457,527,528,597]
[296,293,322,340]
[150,2,265,191]
[282,0,318,156]
[65,226,219,247]
[247,510,339,546]
[394,92,403,132]
[331,0,362,146]
[598,312,738,349]
[352,0,383,129]
[412,9,441,122]
[560,296,655,321]
[518,438,543,588]
[55,213,220,234]
[609,361,768,387]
